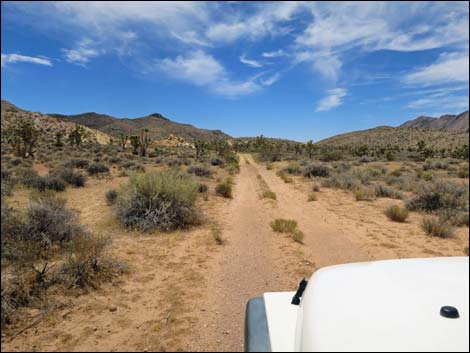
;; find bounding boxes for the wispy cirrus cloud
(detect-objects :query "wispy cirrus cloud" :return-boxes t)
[262,50,286,58]
[239,55,263,68]
[404,51,469,86]
[315,88,347,112]
[1,53,52,67]
[61,38,103,66]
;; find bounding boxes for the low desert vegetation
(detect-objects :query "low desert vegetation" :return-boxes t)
[114,170,202,232]
[215,179,233,198]
[384,205,409,222]
[307,193,318,202]
[211,225,224,245]
[421,217,455,238]
[270,218,304,244]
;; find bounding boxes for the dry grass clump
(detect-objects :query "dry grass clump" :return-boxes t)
[270,218,304,243]
[283,162,302,175]
[384,205,409,222]
[374,184,403,199]
[115,170,201,232]
[354,187,376,201]
[211,226,224,245]
[307,193,318,202]
[421,217,455,238]
[276,170,293,183]
[266,163,274,170]
[261,190,277,200]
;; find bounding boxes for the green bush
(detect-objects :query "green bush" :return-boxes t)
[261,190,277,200]
[115,171,201,232]
[384,205,409,222]
[284,163,302,175]
[216,179,233,198]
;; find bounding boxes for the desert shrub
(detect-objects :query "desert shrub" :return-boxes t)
[58,233,110,288]
[438,209,469,227]
[43,175,67,192]
[307,193,317,202]
[198,183,208,193]
[211,226,224,245]
[384,205,409,222]
[10,158,23,166]
[67,159,89,169]
[424,159,449,171]
[457,167,469,178]
[266,163,274,170]
[292,229,304,244]
[58,169,86,187]
[389,169,402,177]
[109,156,121,164]
[421,217,455,238]
[87,163,109,176]
[261,190,277,200]
[216,179,233,198]
[120,161,145,173]
[418,171,434,181]
[187,165,213,178]
[374,184,403,199]
[271,219,298,233]
[105,189,118,205]
[276,170,292,183]
[354,187,376,201]
[15,167,41,188]
[284,163,302,175]
[210,157,225,166]
[406,180,469,213]
[332,162,352,173]
[312,184,320,192]
[226,163,240,175]
[303,164,330,178]
[322,174,361,191]
[319,150,342,162]
[115,171,200,232]
[166,158,182,167]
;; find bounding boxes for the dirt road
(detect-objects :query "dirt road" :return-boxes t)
[191,154,372,351]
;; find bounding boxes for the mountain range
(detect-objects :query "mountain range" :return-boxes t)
[398,111,469,132]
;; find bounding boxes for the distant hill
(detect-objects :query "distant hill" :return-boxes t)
[50,111,231,141]
[315,126,468,150]
[1,100,111,144]
[399,111,469,132]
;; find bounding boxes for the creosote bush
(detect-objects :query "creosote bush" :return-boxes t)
[115,170,201,232]
[270,218,304,244]
[58,169,86,187]
[105,189,118,205]
[384,205,409,222]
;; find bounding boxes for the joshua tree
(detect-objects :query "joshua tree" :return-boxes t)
[5,116,40,158]
[130,135,140,155]
[139,129,151,157]
[69,124,85,147]
[119,133,129,150]
[305,140,315,159]
[212,139,230,158]
[194,139,208,160]
[55,130,64,147]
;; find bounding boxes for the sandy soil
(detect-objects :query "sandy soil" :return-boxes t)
[2,155,468,352]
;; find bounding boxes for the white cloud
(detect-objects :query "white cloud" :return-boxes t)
[407,93,469,110]
[260,72,281,86]
[262,50,286,58]
[404,52,469,86]
[239,55,263,68]
[1,53,52,67]
[157,50,260,97]
[315,88,347,112]
[61,38,102,65]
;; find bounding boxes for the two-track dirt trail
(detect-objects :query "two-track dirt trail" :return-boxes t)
[191,154,372,351]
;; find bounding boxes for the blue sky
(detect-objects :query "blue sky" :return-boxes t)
[1,1,469,141]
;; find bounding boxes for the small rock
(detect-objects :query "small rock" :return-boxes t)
[109,306,117,312]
